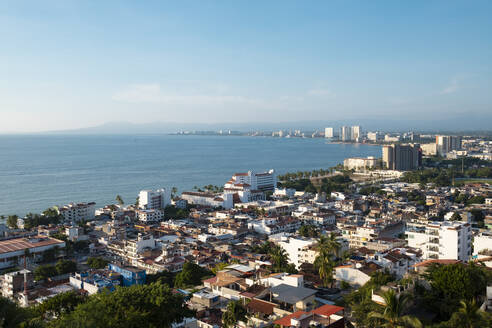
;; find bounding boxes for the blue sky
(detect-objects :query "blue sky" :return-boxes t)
[1,0,491,132]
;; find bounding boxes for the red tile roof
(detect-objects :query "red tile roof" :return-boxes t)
[274,311,309,327]
[311,304,344,317]
[412,259,461,267]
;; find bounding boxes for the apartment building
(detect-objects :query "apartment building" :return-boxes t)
[0,270,33,298]
[324,127,334,138]
[278,237,316,269]
[136,209,163,222]
[138,189,171,210]
[343,157,378,170]
[225,170,277,192]
[382,144,421,171]
[473,232,492,259]
[406,221,472,261]
[57,202,96,222]
[181,192,233,209]
[436,135,462,156]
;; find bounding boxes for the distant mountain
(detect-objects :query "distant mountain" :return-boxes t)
[43,113,492,135]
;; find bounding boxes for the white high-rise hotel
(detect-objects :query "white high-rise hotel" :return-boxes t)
[340,126,362,142]
[138,189,171,210]
[324,127,334,138]
[226,170,277,192]
[406,220,472,261]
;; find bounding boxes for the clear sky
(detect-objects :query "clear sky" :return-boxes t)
[1,0,491,132]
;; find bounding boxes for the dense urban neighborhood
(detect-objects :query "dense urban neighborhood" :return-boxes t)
[1,135,492,328]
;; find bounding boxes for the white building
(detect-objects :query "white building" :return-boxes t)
[473,232,492,258]
[278,237,316,269]
[274,188,296,198]
[324,127,334,138]
[181,192,233,209]
[136,209,163,222]
[367,132,379,142]
[225,170,277,192]
[138,189,171,210]
[57,202,95,222]
[343,157,378,170]
[351,126,362,142]
[340,126,351,141]
[406,221,472,261]
[421,143,438,156]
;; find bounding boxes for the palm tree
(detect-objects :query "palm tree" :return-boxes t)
[454,299,483,328]
[171,187,178,197]
[269,245,289,272]
[115,195,124,206]
[314,254,334,287]
[368,289,422,328]
[317,232,341,258]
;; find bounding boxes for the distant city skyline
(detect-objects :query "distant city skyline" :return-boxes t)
[1,1,491,132]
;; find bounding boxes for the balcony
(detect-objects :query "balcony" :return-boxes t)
[428,238,439,245]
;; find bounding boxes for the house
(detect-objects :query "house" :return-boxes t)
[269,283,317,312]
[274,304,345,328]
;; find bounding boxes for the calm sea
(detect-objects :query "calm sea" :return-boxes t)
[0,135,381,216]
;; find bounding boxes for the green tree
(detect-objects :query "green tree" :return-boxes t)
[87,257,108,270]
[174,262,211,288]
[0,296,29,328]
[211,262,229,275]
[368,289,422,328]
[314,254,334,288]
[317,233,341,258]
[268,245,289,273]
[450,212,462,221]
[423,262,488,320]
[6,215,19,229]
[55,260,77,275]
[222,300,247,328]
[434,299,492,328]
[49,282,193,328]
[35,291,87,318]
[115,195,124,206]
[298,224,319,238]
[34,265,58,281]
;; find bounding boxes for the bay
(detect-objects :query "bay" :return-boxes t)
[0,135,381,216]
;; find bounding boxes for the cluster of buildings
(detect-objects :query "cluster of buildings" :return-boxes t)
[0,164,491,326]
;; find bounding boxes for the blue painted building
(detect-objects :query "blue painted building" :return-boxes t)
[108,263,146,286]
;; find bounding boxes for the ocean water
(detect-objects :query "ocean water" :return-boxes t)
[0,135,381,216]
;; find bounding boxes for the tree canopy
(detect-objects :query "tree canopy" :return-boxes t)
[48,282,193,328]
[173,262,211,288]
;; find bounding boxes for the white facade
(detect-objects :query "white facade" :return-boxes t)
[181,192,233,209]
[324,127,334,138]
[274,188,296,198]
[343,157,378,170]
[367,132,379,142]
[473,233,492,258]
[335,264,371,287]
[57,202,95,222]
[351,126,361,141]
[278,237,316,269]
[136,209,163,222]
[225,170,277,192]
[138,189,171,210]
[406,221,472,261]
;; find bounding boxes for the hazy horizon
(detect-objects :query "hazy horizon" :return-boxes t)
[1,1,491,133]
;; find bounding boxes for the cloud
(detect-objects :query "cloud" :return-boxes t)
[112,83,267,106]
[440,78,459,94]
[307,88,336,98]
